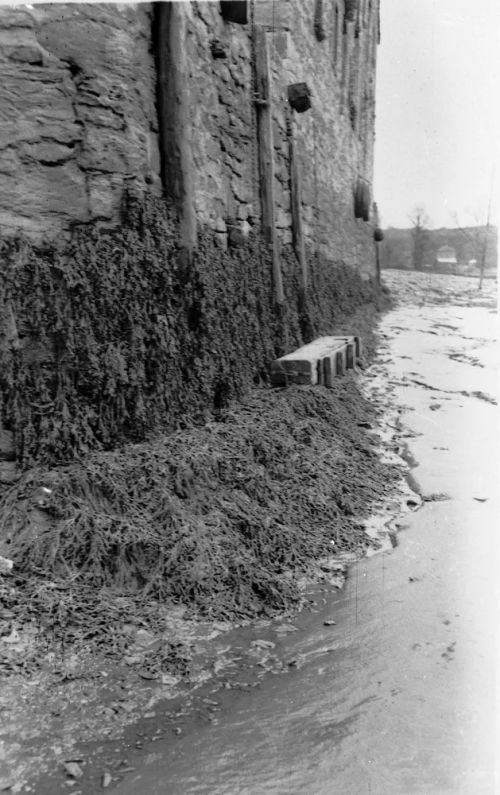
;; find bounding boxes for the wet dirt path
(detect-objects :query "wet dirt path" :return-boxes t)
[109,274,498,794]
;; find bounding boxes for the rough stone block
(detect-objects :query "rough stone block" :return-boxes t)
[19,141,75,165]
[88,173,122,220]
[78,127,129,173]
[0,163,89,226]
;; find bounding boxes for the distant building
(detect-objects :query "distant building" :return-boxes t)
[435,245,457,274]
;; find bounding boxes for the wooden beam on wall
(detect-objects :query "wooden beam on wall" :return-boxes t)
[154,2,197,260]
[342,20,355,110]
[287,111,308,292]
[253,25,284,305]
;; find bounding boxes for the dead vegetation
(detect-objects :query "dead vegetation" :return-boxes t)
[0,380,400,657]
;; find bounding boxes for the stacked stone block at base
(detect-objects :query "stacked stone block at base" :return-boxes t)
[271,335,362,388]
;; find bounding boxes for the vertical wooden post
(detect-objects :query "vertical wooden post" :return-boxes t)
[375,239,381,285]
[254,25,284,304]
[287,110,307,292]
[342,21,355,110]
[373,201,381,285]
[154,2,197,260]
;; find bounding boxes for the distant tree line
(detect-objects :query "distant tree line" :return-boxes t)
[381,222,497,274]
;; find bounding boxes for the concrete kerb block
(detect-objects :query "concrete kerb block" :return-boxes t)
[331,335,362,368]
[335,349,346,376]
[322,355,334,387]
[270,361,288,387]
[316,359,323,386]
[345,341,355,369]
[271,335,362,388]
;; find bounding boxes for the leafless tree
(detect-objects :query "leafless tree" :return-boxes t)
[409,206,431,271]
[453,168,495,289]
[452,210,491,290]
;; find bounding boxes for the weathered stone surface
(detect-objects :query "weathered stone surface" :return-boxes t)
[19,141,75,165]
[78,127,129,173]
[0,0,379,273]
[0,8,36,29]
[88,173,123,220]
[0,3,159,241]
[75,104,125,131]
[0,162,89,237]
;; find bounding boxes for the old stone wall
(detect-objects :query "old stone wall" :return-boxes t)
[0,0,379,270]
[0,4,160,241]
[0,0,383,470]
[182,2,257,241]
[267,0,380,274]
[179,0,380,274]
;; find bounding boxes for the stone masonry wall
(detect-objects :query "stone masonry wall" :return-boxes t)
[181,0,379,274]
[0,1,379,271]
[183,2,257,242]
[267,0,380,275]
[0,4,160,241]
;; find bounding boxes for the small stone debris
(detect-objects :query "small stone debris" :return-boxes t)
[134,629,156,647]
[123,654,143,666]
[161,672,180,686]
[275,623,298,635]
[1,628,20,644]
[63,762,83,779]
[251,639,275,650]
[0,557,13,575]
[202,698,220,707]
[101,772,112,788]
[138,669,158,680]
[323,620,336,626]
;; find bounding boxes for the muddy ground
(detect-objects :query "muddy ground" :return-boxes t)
[0,269,496,793]
[107,267,496,795]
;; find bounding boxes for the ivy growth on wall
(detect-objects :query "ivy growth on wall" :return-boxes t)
[0,190,384,467]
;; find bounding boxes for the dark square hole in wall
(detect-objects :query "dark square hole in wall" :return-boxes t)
[220,1,248,25]
[211,39,227,59]
[288,83,312,113]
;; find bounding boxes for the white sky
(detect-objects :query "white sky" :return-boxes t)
[374,0,500,229]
